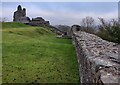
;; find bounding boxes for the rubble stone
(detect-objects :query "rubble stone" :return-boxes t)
[29,17,49,26]
[71,25,119,84]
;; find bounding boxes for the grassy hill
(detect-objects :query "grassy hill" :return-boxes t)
[2,22,79,83]
[2,22,31,28]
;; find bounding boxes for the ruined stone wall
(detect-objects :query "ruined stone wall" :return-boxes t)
[13,5,30,24]
[13,5,50,26]
[71,26,119,85]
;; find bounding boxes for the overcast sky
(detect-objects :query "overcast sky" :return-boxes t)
[1,2,118,26]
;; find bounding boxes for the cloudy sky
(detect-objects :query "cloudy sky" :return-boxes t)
[1,2,118,26]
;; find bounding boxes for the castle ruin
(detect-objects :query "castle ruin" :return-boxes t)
[13,5,50,26]
[13,5,30,24]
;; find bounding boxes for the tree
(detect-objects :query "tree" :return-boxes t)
[81,16,95,28]
[97,18,120,43]
[80,16,96,34]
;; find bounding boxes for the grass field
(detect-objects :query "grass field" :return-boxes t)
[2,22,79,83]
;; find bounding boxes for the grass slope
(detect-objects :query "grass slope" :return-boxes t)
[2,22,30,28]
[2,22,79,83]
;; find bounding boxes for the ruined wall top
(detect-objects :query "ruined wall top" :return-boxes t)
[71,26,119,84]
[17,5,22,11]
[75,31,119,66]
[32,17,45,21]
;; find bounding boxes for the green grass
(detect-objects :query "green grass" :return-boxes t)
[2,22,79,83]
[0,22,2,84]
[2,22,30,29]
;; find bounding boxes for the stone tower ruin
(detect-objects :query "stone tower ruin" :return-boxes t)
[13,5,50,26]
[13,5,30,24]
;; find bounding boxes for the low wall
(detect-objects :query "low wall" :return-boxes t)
[71,26,119,84]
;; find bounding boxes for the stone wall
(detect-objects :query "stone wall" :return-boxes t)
[13,5,30,24]
[13,5,50,26]
[71,26,119,85]
[29,17,50,26]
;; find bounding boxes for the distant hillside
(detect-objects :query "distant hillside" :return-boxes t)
[54,25,71,33]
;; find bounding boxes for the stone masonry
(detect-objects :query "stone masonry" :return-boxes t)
[13,5,50,26]
[29,17,49,26]
[13,5,30,24]
[71,25,119,84]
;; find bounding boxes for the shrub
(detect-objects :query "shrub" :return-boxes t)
[96,18,120,43]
